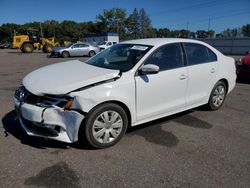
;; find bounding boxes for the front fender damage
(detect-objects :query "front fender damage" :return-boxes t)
[42,107,84,142]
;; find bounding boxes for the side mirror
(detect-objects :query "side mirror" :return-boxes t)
[139,64,159,75]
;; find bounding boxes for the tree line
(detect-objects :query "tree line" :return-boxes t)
[0,8,249,43]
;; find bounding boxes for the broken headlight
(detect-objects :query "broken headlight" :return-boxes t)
[36,95,73,109]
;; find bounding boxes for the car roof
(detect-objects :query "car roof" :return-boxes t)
[121,38,207,48]
[74,42,91,45]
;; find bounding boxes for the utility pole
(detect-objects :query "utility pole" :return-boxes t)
[186,21,189,31]
[116,19,119,33]
[40,22,44,38]
[208,18,211,31]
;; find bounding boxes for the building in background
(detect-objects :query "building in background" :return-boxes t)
[84,32,119,46]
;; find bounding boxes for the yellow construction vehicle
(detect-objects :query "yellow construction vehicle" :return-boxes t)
[12,29,58,53]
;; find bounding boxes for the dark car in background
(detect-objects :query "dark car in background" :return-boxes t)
[0,43,12,49]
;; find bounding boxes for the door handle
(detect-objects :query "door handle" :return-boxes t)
[210,68,216,73]
[179,74,187,80]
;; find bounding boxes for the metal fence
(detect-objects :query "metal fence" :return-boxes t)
[198,37,250,55]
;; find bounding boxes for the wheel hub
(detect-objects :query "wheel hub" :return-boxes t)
[92,111,123,144]
[212,85,225,107]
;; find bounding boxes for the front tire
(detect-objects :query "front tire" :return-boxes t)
[62,51,70,58]
[207,81,227,110]
[83,103,128,148]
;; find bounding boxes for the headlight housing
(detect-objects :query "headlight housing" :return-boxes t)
[15,86,73,109]
[15,86,29,102]
[37,94,73,109]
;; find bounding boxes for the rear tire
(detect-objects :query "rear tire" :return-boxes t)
[83,103,128,149]
[22,43,34,53]
[62,51,70,58]
[88,50,96,57]
[207,81,227,111]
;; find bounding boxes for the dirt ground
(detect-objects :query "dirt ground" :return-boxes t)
[0,49,249,188]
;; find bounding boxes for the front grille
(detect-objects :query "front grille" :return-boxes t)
[15,86,70,107]
[15,86,40,104]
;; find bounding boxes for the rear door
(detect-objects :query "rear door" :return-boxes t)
[135,43,188,121]
[183,43,218,107]
[77,44,90,56]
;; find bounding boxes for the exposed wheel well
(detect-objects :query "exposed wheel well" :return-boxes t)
[82,101,132,128]
[77,100,132,142]
[96,101,132,127]
[21,42,33,48]
[218,78,229,93]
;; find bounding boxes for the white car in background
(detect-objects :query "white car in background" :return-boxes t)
[98,41,117,50]
[51,42,100,58]
[14,38,236,148]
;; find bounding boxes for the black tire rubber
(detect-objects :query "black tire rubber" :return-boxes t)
[88,50,96,57]
[43,44,53,53]
[22,43,34,53]
[207,81,227,111]
[62,51,70,58]
[83,103,128,149]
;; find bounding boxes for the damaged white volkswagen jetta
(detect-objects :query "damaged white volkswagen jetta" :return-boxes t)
[14,38,236,148]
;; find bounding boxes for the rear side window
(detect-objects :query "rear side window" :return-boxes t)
[144,43,183,71]
[78,44,89,48]
[184,43,217,65]
[207,48,217,62]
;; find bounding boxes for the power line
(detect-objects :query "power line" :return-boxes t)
[154,8,249,25]
[150,0,236,16]
[157,9,250,29]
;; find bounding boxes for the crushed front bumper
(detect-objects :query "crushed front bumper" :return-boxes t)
[14,97,84,143]
[50,51,61,57]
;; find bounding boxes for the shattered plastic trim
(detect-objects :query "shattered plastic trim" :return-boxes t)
[14,97,84,143]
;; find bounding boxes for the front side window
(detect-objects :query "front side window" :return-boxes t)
[86,44,153,72]
[184,43,217,65]
[72,44,81,48]
[72,44,88,48]
[144,43,184,71]
[78,44,89,48]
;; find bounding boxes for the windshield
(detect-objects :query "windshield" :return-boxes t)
[86,44,153,72]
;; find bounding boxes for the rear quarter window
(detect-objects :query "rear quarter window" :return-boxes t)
[184,43,217,65]
[207,48,217,62]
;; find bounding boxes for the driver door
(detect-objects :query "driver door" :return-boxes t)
[135,43,188,121]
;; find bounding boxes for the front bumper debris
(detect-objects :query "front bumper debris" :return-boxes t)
[50,51,61,57]
[14,97,84,143]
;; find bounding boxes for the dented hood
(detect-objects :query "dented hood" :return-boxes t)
[23,60,120,96]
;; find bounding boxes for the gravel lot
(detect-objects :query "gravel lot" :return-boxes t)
[0,49,249,188]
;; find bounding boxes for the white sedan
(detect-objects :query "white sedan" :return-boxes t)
[14,38,236,148]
